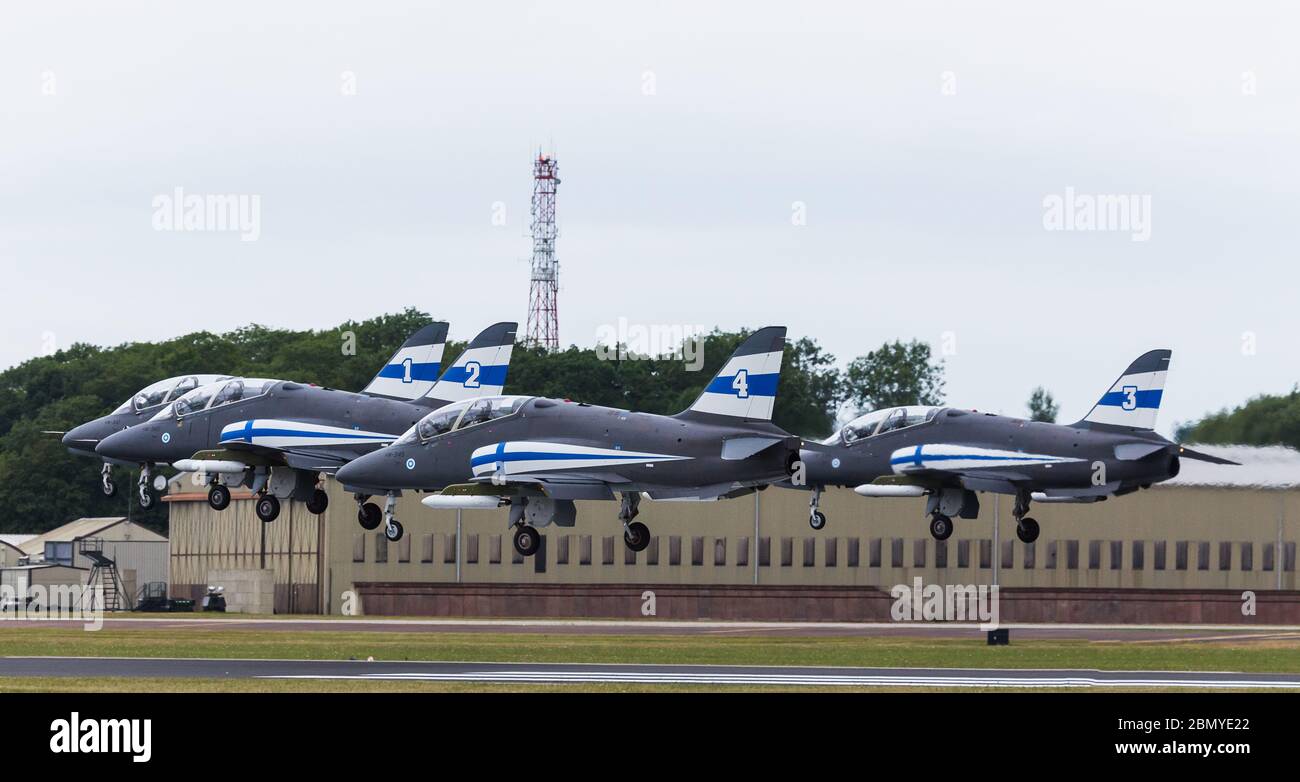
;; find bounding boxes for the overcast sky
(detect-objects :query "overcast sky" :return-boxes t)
[2,1,1298,435]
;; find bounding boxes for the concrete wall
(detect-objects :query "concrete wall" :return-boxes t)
[206,568,275,614]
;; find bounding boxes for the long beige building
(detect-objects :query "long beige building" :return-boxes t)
[164,444,1299,615]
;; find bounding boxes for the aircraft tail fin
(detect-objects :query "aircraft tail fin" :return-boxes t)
[361,322,449,402]
[677,326,786,423]
[423,322,518,406]
[1073,349,1171,430]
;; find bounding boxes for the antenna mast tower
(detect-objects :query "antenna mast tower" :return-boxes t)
[526,152,560,350]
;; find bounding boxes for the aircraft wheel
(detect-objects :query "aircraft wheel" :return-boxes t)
[623,521,651,552]
[207,484,231,511]
[1016,517,1040,544]
[384,519,404,542]
[255,494,281,523]
[809,510,827,531]
[358,502,382,530]
[102,474,117,498]
[513,525,541,557]
[306,489,329,515]
[138,485,155,510]
[929,514,953,541]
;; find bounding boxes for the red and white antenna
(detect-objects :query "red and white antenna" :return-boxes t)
[525,151,560,350]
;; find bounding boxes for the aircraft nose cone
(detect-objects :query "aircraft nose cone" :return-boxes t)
[97,426,157,462]
[337,449,402,490]
[62,422,100,450]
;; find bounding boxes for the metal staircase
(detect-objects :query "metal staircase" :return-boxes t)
[79,537,125,612]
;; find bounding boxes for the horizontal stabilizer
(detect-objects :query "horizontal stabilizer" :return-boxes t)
[1177,446,1240,465]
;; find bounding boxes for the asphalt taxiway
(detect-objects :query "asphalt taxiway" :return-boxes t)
[2,656,1299,688]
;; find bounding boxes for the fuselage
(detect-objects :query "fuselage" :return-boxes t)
[802,407,1181,494]
[96,381,432,466]
[335,397,796,495]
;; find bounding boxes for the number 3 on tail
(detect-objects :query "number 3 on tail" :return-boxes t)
[732,370,749,399]
[464,361,481,388]
[1121,385,1138,411]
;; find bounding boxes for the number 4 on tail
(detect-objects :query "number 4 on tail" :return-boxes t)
[732,370,749,399]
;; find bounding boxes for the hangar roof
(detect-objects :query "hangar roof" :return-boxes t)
[18,517,167,557]
[1165,444,1300,490]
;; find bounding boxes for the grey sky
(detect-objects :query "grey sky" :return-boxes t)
[2,1,1297,436]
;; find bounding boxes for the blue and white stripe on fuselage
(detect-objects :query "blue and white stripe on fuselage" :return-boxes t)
[428,344,513,404]
[362,344,445,402]
[890,444,1082,474]
[688,350,783,421]
[470,441,690,479]
[220,419,398,450]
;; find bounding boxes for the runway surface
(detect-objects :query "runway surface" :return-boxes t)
[3,656,1300,688]
[7,616,1300,642]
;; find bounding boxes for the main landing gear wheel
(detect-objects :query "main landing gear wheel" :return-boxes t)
[623,521,650,552]
[929,514,954,541]
[513,525,541,557]
[384,518,404,542]
[1016,517,1040,544]
[306,488,329,515]
[809,510,827,531]
[255,494,281,523]
[207,483,231,511]
[101,465,116,497]
[358,502,382,531]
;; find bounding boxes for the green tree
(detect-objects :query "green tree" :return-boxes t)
[1027,386,1060,423]
[840,339,945,414]
[1176,386,1300,447]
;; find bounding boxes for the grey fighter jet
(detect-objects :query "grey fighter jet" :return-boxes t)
[57,373,233,507]
[95,322,517,527]
[334,326,798,556]
[795,349,1237,543]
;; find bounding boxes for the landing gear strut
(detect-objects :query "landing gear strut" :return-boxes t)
[808,485,826,530]
[1013,489,1040,544]
[137,466,155,509]
[100,463,116,497]
[382,493,403,542]
[618,492,650,552]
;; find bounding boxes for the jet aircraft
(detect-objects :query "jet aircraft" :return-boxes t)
[334,326,798,555]
[95,322,516,527]
[795,350,1236,543]
[58,374,233,507]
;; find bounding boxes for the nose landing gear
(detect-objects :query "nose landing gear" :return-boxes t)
[381,493,403,542]
[808,485,827,530]
[136,467,156,509]
[100,464,116,497]
[618,493,651,552]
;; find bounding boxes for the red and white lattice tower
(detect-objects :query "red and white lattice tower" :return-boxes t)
[525,152,560,350]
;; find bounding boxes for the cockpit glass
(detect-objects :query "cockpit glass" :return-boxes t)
[127,378,176,413]
[154,383,221,419]
[836,406,941,444]
[400,396,532,444]
[210,379,274,408]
